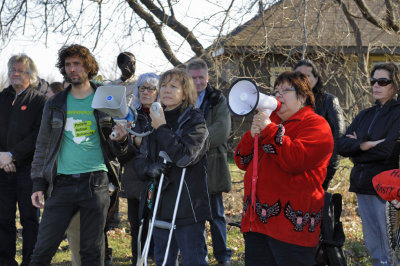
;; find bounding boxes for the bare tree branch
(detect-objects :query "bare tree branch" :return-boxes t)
[301,0,307,59]
[126,0,182,66]
[354,0,399,33]
[384,0,399,31]
[336,0,367,74]
[138,0,209,60]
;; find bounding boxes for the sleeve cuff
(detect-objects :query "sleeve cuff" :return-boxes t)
[31,178,48,194]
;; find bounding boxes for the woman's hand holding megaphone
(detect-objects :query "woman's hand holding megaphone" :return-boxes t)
[150,103,166,130]
[251,111,271,138]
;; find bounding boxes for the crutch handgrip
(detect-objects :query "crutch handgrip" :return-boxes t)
[154,220,175,230]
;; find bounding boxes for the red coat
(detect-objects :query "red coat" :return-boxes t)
[234,106,333,247]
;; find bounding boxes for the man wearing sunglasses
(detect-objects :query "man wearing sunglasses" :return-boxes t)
[294,59,345,190]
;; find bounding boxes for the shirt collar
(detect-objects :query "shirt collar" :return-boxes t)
[196,89,206,108]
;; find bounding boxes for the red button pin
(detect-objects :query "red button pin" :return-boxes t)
[21,105,27,111]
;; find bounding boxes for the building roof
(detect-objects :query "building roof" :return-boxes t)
[216,0,400,54]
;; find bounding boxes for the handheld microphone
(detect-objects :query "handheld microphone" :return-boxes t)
[151,102,162,116]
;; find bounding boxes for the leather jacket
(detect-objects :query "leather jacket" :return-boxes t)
[31,83,126,197]
[313,84,345,189]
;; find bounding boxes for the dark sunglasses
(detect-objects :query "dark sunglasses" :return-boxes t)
[370,78,393,86]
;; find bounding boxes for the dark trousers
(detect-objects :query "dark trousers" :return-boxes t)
[127,198,151,264]
[0,165,39,266]
[29,171,110,266]
[153,222,208,266]
[208,193,231,262]
[244,232,316,266]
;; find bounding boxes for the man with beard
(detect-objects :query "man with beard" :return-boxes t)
[29,44,127,265]
[0,54,46,266]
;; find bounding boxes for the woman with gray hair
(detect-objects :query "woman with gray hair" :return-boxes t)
[118,72,160,264]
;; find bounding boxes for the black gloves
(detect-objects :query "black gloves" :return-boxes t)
[145,162,168,179]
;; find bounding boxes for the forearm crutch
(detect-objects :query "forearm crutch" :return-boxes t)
[138,151,179,266]
[138,167,186,266]
[137,163,166,265]
[159,167,186,266]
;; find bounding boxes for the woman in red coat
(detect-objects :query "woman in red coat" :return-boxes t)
[234,71,334,265]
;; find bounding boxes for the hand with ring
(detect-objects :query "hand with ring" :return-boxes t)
[253,112,271,132]
[3,162,16,173]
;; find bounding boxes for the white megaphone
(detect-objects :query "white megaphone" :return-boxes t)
[92,85,137,137]
[228,78,281,116]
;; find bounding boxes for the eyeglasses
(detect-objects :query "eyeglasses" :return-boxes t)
[370,78,392,87]
[139,86,157,92]
[271,87,296,97]
[11,69,29,75]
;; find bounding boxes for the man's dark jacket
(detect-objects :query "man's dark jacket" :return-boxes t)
[199,84,231,194]
[134,105,211,225]
[0,85,46,167]
[31,83,126,196]
[313,85,345,189]
[337,99,400,194]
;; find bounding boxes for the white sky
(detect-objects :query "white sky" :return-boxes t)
[0,1,259,84]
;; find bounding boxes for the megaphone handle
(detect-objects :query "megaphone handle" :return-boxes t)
[250,133,259,222]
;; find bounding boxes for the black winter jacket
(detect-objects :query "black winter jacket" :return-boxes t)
[337,99,400,194]
[134,105,211,225]
[0,86,46,167]
[313,86,345,189]
[31,83,126,196]
[119,107,153,199]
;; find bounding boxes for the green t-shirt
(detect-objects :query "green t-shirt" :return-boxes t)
[57,92,107,175]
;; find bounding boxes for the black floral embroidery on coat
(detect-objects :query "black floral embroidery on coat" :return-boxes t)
[308,208,323,232]
[236,148,253,165]
[284,201,310,232]
[262,144,277,154]
[255,198,281,223]
[242,195,250,219]
[275,124,285,145]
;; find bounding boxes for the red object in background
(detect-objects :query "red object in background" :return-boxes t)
[372,169,400,201]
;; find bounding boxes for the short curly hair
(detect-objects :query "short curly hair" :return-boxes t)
[56,44,99,80]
